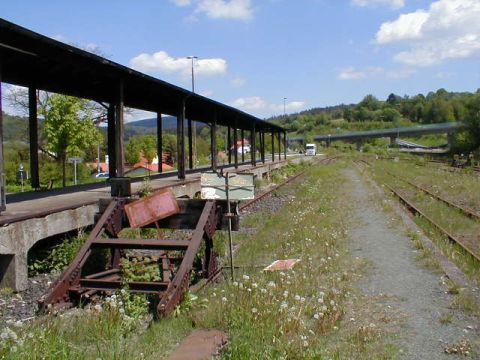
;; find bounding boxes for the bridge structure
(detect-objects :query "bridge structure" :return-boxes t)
[288,122,464,148]
[0,19,288,290]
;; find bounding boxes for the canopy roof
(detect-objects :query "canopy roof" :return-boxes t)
[0,18,284,132]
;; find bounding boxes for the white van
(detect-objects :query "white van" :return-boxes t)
[305,143,317,156]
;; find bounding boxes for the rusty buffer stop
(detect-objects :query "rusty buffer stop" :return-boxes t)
[39,189,239,316]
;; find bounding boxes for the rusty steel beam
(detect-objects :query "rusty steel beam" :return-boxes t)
[0,57,6,213]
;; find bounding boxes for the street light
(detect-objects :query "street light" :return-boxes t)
[187,56,198,167]
[283,97,287,117]
[187,56,198,93]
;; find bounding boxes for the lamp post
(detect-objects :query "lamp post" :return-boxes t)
[187,56,198,167]
[283,97,287,117]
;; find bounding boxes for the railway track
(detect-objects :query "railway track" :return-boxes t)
[356,158,480,263]
[240,156,337,212]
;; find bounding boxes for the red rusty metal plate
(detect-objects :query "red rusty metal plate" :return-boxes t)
[125,188,180,228]
[263,259,300,271]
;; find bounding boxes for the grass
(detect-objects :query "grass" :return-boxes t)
[0,160,399,359]
[367,159,480,285]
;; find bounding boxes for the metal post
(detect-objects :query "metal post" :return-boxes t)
[115,79,125,177]
[284,131,287,160]
[177,100,186,179]
[234,120,238,169]
[252,124,256,166]
[271,131,275,162]
[73,160,77,185]
[107,104,116,177]
[211,114,217,172]
[227,126,231,165]
[188,118,193,170]
[277,131,281,160]
[241,128,245,163]
[226,172,234,281]
[157,112,163,173]
[0,59,4,212]
[262,131,266,163]
[28,86,39,189]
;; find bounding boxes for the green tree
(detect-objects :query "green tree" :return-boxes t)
[40,94,101,187]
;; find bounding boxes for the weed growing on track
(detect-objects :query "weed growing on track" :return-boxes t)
[187,163,398,359]
[368,159,480,285]
[0,161,397,359]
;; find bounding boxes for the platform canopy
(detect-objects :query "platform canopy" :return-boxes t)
[0,18,284,133]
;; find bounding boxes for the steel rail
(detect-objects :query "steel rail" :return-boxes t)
[385,171,480,220]
[385,183,480,262]
[239,156,336,211]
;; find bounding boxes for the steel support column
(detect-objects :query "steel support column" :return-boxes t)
[0,59,5,212]
[277,131,281,160]
[107,104,116,177]
[251,124,256,166]
[177,101,186,179]
[114,80,125,177]
[241,129,245,163]
[271,131,275,162]
[261,130,266,164]
[233,120,238,169]
[157,112,163,173]
[227,126,231,165]
[28,86,39,189]
[187,118,193,170]
[211,113,217,172]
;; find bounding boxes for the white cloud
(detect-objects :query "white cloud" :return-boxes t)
[375,0,480,66]
[352,0,405,9]
[338,67,367,80]
[230,77,247,87]
[170,0,191,6]
[231,97,306,113]
[338,66,415,80]
[196,0,253,20]
[170,0,253,21]
[129,51,227,77]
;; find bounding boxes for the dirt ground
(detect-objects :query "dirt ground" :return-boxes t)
[346,168,480,359]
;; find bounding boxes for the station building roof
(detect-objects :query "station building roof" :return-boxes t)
[0,18,284,133]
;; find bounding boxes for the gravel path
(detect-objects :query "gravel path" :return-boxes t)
[346,168,479,359]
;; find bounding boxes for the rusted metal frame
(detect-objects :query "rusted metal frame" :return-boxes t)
[0,57,5,213]
[188,117,193,170]
[386,184,480,262]
[389,171,480,220]
[107,103,116,177]
[91,238,190,250]
[177,99,186,179]
[115,79,125,177]
[157,201,217,315]
[157,111,163,173]
[28,86,39,189]
[79,279,169,293]
[234,119,238,169]
[39,200,121,309]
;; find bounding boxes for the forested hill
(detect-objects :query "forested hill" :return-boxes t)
[269,89,480,135]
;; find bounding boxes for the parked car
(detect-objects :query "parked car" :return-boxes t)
[95,172,109,178]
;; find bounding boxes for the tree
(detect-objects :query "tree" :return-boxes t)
[40,94,101,187]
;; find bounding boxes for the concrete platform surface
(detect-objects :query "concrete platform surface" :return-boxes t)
[167,329,227,360]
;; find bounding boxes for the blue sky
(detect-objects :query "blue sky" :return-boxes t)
[2,0,479,120]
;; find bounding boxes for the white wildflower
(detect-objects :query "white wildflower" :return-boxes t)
[251,308,258,314]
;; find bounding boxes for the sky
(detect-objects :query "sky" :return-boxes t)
[1,0,480,121]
